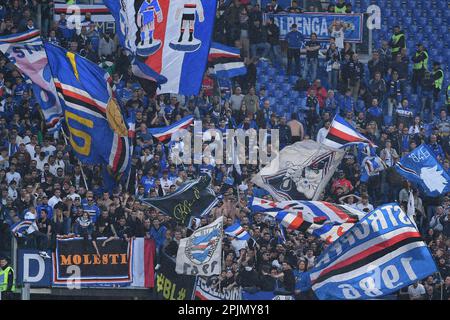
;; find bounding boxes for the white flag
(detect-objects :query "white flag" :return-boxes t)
[176,216,223,276]
[252,140,345,201]
[407,191,417,228]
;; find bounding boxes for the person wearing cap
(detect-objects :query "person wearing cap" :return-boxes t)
[0,255,15,299]
[432,61,444,103]
[411,43,428,94]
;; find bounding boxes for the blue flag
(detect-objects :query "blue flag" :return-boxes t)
[299,203,437,300]
[224,223,250,241]
[395,144,450,197]
[45,43,131,177]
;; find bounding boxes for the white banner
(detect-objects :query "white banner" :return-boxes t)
[194,276,242,300]
[252,140,344,201]
[176,216,223,276]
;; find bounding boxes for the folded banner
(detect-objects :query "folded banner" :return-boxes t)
[252,140,344,201]
[263,13,363,42]
[250,197,365,243]
[208,42,247,78]
[156,252,196,300]
[395,144,450,197]
[242,290,294,300]
[322,115,376,149]
[194,276,242,300]
[52,238,132,287]
[142,174,218,226]
[299,203,437,300]
[0,30,63,132]
[45,43,131,176]
[105,0,217,95]
[176,216,223,276]
[148,115,194,143]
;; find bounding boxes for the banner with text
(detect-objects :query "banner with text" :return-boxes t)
[263,13,363,42]
[52,238,132,287]
[155,253,196,300]
[194,276,242,300]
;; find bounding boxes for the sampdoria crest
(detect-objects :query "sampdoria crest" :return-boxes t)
[185,222,222,265]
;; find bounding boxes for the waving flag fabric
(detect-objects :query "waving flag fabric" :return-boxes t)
[225,223,250,240]
[104,0,217,95]
[252,140,345,201]
[208,42,247,78]
[300,204,437,300]
[322,115,376,149]
[10,219,37,237]
[250,197,365,242]
[395,144,450,197]
[0,30,63,132]
[45,43,131,176]
[148,115,193,143]
[142,175,218,226]
[176,216,223,276]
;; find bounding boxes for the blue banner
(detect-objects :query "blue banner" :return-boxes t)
[17,250,52,287]
[395,144,450,197]
[300,203,437,300]
[264,13,363,42]
[242,290,294,300]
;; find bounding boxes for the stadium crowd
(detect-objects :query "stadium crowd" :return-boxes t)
[0,0,449,300]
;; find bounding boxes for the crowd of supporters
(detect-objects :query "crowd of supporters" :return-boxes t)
[0,0,449,299]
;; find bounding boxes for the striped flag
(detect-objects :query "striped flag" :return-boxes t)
[225,223,250,240]
[0,30,63,132]
[131,238,156,288]
[148,115,194,143]
[208,42,247,78]
[250,197,365,242]
[302,203,437,300]
[322,115,376,149]
[10,219,37,237]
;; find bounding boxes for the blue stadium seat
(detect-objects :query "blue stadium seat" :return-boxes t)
[430,48,439,58]
[259,75,269,84]
[424,25,433,35]
[266,68,277,78]
[280,83,291,92]
[275,75,285,84]
[439,25,448,35]
[281,97,290,106]
[258,60,270,70]
[403,16,412,26]
[274,90,284,99]
[266,82,277,93]
[418,17,427,26]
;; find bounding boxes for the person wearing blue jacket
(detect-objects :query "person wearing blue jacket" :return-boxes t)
[149,218,167,270]
[286,24,304,76]
[367,98,384,128]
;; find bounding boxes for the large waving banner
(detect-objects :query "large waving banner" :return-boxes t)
[176,216,223,276]
[264,13,363,42]
[252,140,345,201]
[52,238,132,287]
[395,144,450,197]
[156,252,196,300]
[0,30,63,132]
[105,0,217,95]
[299,204,437,300]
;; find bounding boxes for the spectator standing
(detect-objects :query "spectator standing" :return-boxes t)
[303,33,321,83]
[285,24,303,76]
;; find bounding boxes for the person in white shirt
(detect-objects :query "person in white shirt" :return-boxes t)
[7,180,18,200]
[356,193,374,212]
[25,135,38,156]
[0,148,9,170]
[6,164,21,185]
[408,282,425,300]
[66,185,81,201]
[230,86,245,112]
[329,20,346,49]
[316,121,331,144]
[41,138,56,157]
[159,170,174,195]
[48,189,63,208]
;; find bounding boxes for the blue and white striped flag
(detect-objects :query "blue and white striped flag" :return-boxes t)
[225,223,250,241]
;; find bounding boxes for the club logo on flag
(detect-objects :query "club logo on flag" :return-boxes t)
[186,222,221,265]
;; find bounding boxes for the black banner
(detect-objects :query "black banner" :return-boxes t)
[52,238,132,287]
[142,175,218,226]
[155,253,196,300]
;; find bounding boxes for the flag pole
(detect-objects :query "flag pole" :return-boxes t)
[60,128,89,191]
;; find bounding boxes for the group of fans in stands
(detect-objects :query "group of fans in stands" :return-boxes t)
[0,0,449,300]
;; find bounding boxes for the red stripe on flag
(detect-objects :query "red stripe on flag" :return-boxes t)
[145,1,170,73]
[288,214,304,230]
[144,238,155,288]
[112,135,123,172]
[322,202,350,222]
[313,231,421,283]
[328,126,365,143]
